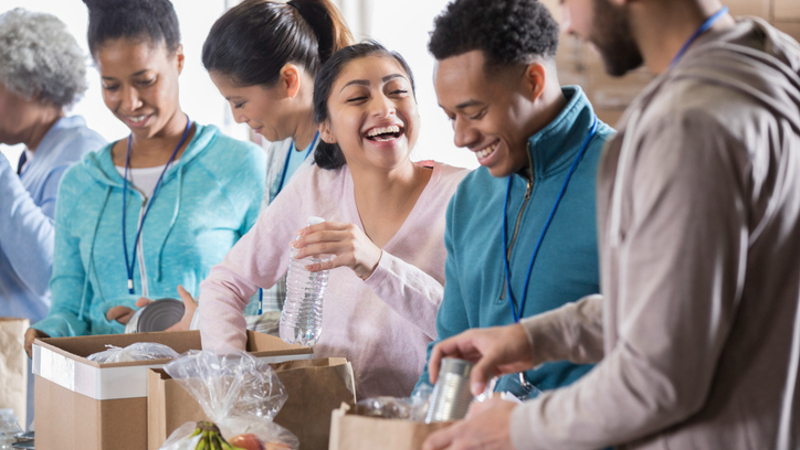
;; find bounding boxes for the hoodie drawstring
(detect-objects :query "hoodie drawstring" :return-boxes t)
[156,168,183,282]
[78,186,112,322]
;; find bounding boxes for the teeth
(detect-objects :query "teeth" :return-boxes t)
[366,125,400,138]
[476,141,499,159]
[129,115,147,123]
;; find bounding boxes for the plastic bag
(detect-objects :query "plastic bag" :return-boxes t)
[87,342,180,363]
[355,383,433,422]
[159,350,298,450]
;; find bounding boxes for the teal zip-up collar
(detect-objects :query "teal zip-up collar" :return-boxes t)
[524,86,598,182]
[502,86,600,300]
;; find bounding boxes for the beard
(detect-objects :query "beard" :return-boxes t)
[591,0,644,77]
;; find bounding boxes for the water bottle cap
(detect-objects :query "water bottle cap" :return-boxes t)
[307,216,325,226]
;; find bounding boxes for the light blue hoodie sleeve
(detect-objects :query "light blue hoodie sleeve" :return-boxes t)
[0,155,55,298]
[32,164,90,337]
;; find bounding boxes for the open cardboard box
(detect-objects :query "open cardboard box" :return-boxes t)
[148,357,356,450]
[329,403,453,450]
[32,330,312,450]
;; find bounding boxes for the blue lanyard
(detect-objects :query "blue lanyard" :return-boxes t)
[502,116,598,323]
[275,131,319,195]
[122,116,193,294]
[669,6,729,69]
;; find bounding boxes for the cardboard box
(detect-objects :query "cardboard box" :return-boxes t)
[33,330,312,450]
[148,357,356,450]
[775,21,800,43]
[725,0,771,19]
[774,0,800,21]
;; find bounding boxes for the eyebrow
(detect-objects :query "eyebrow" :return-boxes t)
[339,73,407,92]
[455,99,484,110]
[101,69,150,80]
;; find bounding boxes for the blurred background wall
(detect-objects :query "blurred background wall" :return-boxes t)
[1,0,798,170]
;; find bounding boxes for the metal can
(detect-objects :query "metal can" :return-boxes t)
[124,298,185,333]
[425,358,475,423]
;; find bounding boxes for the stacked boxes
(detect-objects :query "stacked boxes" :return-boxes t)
[32,331,312,450]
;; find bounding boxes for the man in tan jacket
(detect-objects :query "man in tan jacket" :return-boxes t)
[422,0,800,449]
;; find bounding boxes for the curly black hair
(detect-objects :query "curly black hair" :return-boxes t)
[429,0,559,68]
[83,0,181,56]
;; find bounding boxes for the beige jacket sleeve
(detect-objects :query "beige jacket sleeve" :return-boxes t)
[520,294,605,366]
[510,113,749,449]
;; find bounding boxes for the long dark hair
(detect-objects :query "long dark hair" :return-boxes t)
[313,41,416,170]
[202,0,353,87]
[83,0,181,56]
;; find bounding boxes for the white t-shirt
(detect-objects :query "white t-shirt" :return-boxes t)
[115,164,168,198]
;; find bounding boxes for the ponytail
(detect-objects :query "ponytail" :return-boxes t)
[292,0,353,64]
[202,0,353,87]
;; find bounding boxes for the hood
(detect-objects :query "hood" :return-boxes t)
[666,18,800,131]
[79,122,220,188]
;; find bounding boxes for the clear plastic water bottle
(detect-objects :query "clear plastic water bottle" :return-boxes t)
[279,216,329,345]
[0,409,22,450]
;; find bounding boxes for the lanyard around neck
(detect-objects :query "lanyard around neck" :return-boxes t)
[502,115,598,323]
[275,131,319,195]
[669,6,729,69]
[122,116,193,294]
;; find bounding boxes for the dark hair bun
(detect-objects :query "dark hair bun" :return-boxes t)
[83,0,133,11]
[84,0,180,55]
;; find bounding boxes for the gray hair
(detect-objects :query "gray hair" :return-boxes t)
[0,8,88,108]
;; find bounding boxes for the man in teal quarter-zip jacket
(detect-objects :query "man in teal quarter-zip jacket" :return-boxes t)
[417,0,615,393]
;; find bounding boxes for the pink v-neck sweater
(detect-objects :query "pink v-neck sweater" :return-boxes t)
[198,161,467,398]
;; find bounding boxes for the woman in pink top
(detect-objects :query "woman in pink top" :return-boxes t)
[198,42,467,397]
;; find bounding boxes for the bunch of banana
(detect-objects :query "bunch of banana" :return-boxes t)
[189,421,245,450]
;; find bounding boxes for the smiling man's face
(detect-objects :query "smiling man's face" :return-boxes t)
[434,50,538,178]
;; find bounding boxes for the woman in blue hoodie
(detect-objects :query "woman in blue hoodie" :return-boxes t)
[24,0,266,352]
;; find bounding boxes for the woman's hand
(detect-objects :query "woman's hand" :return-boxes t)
[24,328,50,358]
[106,303,142,324]
[105,285,197,331]
[292,221,382,280]
[126,286,197,332]
[167,285,197,331]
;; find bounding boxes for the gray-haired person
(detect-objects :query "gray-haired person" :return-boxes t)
[0,8,106,428]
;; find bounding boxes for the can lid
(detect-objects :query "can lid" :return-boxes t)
[307,216,325,226]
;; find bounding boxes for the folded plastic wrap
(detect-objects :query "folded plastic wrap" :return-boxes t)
[86,343,180,363]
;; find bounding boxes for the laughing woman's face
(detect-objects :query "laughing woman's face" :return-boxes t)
[321,55,420,172]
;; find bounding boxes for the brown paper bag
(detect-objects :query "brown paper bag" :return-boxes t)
[147,357,355,450]
[329,403,453,450]
[272,358,356,450]
[0,317,29,423]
